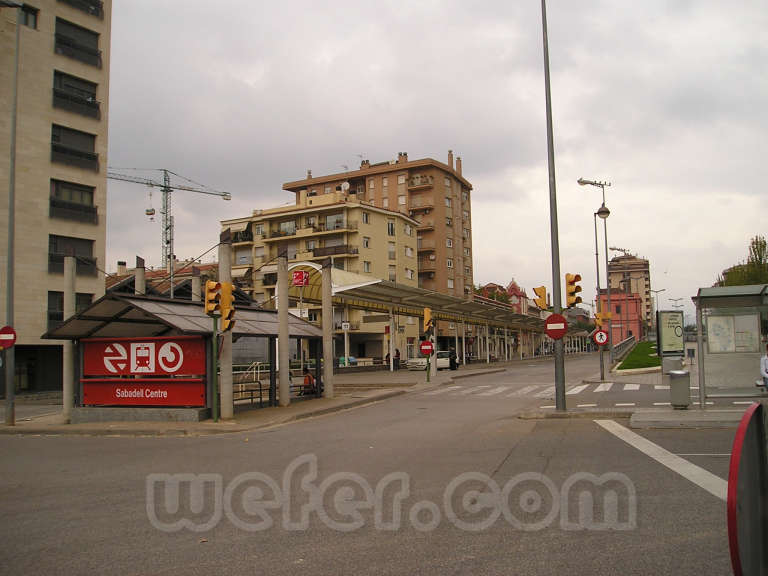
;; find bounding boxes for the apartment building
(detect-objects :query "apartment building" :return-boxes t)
[282,151,474,350]
[0,0,111,392]
[222,188,421,360]
[607,254,651,335]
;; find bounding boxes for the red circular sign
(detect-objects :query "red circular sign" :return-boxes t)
[0,325,17,350]
[545,314,568,340]
[419,340,434,356]
[593,330,609,346]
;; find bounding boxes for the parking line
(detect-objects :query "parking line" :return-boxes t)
[595,419,727,501]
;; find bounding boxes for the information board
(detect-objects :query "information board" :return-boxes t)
[658,310,684,356]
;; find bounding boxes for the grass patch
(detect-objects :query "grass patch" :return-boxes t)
[617,341,661,370]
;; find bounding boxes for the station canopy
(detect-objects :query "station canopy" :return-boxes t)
[43,293,323,341]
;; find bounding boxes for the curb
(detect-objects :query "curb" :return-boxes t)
[518,409,634,420]
[611,366,661,375]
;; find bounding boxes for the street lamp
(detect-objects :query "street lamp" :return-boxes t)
[579,178,613,362]
[2,0,23,427]
[593,211,606,380]
[650,288,665,335]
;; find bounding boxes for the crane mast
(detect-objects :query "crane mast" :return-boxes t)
[106,168,232,298]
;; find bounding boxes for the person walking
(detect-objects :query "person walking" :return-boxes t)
[759,342,768,388]
[394,349,401,370]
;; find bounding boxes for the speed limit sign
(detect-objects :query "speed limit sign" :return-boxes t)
[593,330,608,346]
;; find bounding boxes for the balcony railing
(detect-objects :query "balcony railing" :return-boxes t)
[54,34,102,67]
[418,258,437,271]
[408,175,433,189]
[313,245,359,257]
[58,0,104,18]
[309,221,358,233]
[270,229,296,238]
[417,239,436,251]
[51,143,99,172]
[49,198,98,224]
[232,230,253,243]
[52,88,100,119]
[48,253,97,276]
[261,273,278,286]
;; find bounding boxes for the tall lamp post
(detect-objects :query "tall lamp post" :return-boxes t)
[579,178,613,362]
[593,211,606,380]
[650,288,665,336]
[2,0,22,427]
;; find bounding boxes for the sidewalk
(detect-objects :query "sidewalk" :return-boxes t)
[0,361,514,436]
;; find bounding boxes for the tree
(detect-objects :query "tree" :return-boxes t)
[715,235,768,286]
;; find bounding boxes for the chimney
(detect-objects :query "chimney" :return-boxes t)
[117,260,127,275]
[448,150,454,170]
[135,256,146,295]
[191,266,201,302]
[456,156,462,176]
[360,159,370,169]
[397,151,408,164]
[307,169,312,179]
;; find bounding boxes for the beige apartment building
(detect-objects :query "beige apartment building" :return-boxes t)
[0,0,111,392]
[607,254,652,335]
[282,151,474,350]
[222,188,421,360]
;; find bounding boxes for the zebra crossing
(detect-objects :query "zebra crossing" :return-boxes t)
[419,381,648,399]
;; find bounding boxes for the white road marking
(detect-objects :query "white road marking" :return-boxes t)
[566,384,589,395]
[594,382,613,392]
[455,385,490,396]
[623,384,640,391]
[733,401,753,405]
[615,403,636,407]
[478,386,509,396]
[677,454,730,457]
[423,386,461,396]
[539,405,555,409]
[595,419,727,501]
[653,402,671,406]
[507,385,540,397]
[534,387,554,398]
[654,385,670,390]
[577,403,597,408]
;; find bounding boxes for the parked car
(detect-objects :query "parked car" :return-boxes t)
[406,351,451,371]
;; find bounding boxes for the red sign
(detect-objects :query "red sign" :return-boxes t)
[545,314,568,340]
[0,326,17,350]
[292,270,309,287]
[593,330,609,346]
[82,379,205,407]
[83,336,206,377]
[420,340,434,356]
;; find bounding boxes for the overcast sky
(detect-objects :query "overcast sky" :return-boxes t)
[106,1,768,323]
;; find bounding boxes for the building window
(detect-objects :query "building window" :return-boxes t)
[364,261,371,273]
[324,186,331,194]
[47,291,93,330]
[446,217,453,227]
[447,278,454,289]
[51,124,98,171]
[382,177,388,188]
[388,265,396,282]
[464,266,470,276]
[308,311,319,322]
[21,5,38,28]
[58,0,104,18]
[50,179,97,224]
[398,195,406,206]
[388,242,396,260]
[463,210,469,221]
[305,216,315,228]
[325,213,344,230]
[382,197,389,209]
[48,234,96,275]
[445,197,452,208]
[444,177,451,187]
[305,239,316,251]
[446,238,453,248]
[53,70,100,119]
[463,228,470,239]
[616,305,622,314]
[405,246,413,258]
[363,236,370,249]
[278,220,296,235]
[362,212,370,224]
[464,247,470,257]
[387,220,395,236]
[405,268,414,280]
[253,223,264,236]
[404,224,413,236]
[55,18,101,67]
[447,258,453,268]
[462,191,468,203]
[333,260,345,270]
[369,179,375,189]
[397,175,406,185]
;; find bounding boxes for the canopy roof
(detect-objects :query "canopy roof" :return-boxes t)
[43,293,323,341]
[695,284,768,308]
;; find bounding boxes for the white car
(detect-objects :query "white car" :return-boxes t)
[406,351,451,370]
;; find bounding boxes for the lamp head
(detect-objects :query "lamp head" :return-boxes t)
[597,204,610,219]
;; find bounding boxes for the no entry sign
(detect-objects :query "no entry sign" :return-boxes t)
[545,314,568,340]
[420,340,434,355]
[0,326,16,350]
[292,270,309,287]
[593,330,609,346]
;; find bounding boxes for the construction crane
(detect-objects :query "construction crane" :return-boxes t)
[107,168,232,298]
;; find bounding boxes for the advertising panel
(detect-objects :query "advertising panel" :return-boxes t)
[83,336,206,376]
[658,310,684,356]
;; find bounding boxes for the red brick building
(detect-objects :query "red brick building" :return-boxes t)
[599,290,643,343]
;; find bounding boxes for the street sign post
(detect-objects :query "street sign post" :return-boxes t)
[419,340,434,356]
[545,314,568,340]
[0,326,17,350]
[593,330,608,347]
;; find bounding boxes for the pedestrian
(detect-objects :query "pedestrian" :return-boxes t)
[759,343,768,388]
[385,352,390,367]
[302,367,316,396]
[394,349,401,370]
[449,347,458,371]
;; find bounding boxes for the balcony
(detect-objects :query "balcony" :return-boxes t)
[53,88,101,119]
[408,175,433,190]
[49,198,98,224]
[269,228,296,239]
[418,258,437,271]
[232,230,253,243]
[417,239,436,252]
[313,245,359,257]
[51,143,99,172]
[48,253,97,276]
[261,273,278,286]
[58,0,104,18]
[409,197,434,212]
[54,34,102,67]
[416,220,434,231]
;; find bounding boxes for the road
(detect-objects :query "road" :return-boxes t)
[0,355,735,575]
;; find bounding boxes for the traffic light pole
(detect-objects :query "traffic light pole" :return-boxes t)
[541,0,566,411]
[211,316,218,422]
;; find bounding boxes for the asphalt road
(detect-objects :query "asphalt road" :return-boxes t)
[0,357,737,575]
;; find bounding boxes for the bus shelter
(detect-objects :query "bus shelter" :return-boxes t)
[694,284,768,404]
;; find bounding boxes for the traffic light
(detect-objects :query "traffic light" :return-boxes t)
[204,280,221,316]
[595,311,611,329]
[219,281,236,332]
[565,273,582,308]
[533,286,547,309]
[424,307,433,337]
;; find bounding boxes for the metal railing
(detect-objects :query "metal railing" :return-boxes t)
[48,253,97,276]
[52,88,100,119]
[58,0,104,18]
[313,245,359,257]
[49,198,98,224]
[612,336,636,362]
[54,34,102,67]
[51,143,99,172]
